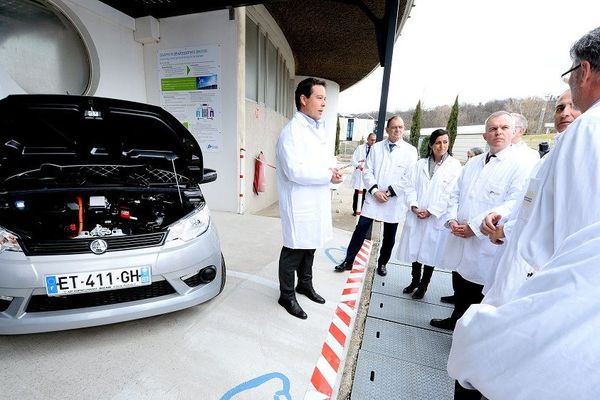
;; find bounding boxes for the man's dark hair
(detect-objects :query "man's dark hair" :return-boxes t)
[427,128,452,157]
[570,26,600,73]
[295,78,326,111]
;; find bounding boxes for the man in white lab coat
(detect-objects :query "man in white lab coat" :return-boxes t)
[447,221,600,400]
[510,113,540,169]
[449,26,600,399]
[430,111,529,332]
[276,78,343,320]
[334,116,417,276]
[553,89,581,134]
[478,26,600,307]
[350,133,376,216]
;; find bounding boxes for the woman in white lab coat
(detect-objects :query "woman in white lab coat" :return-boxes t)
[396,129,462,298]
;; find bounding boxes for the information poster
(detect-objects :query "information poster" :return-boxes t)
[158,46,222,152]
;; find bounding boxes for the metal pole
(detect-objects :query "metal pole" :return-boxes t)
[375,0,400,141]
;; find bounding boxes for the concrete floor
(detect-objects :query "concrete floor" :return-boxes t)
[0,195,360,400]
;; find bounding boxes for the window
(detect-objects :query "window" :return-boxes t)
[244,17,292,116]
[347,119,355,141]
[265,40,277,109]
[245,17,258,102]
[0,0,93,95]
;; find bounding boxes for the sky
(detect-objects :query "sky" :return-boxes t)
[338,0,600,113]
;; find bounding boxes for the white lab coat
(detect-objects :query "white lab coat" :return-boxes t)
[448,221,600,400]
[484,99,600,305]
[350,143,370,189]
[361,139,418,223]
[276,112,334,249]
[439,147,529,286]
[512,140,540,171]
[395,155,462,266]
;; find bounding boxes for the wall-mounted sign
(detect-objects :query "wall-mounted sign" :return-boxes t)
[158,45,222,153]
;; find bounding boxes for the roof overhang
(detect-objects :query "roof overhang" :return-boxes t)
[98,0,412,90]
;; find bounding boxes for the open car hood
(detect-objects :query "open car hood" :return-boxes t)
[0,95,206,188]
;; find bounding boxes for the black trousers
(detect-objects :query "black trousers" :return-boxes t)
[278,246,315,299]
[454,380,483,400]
[352,189,366,213]
[344,216,398,267]
[450,272,484,323]
[451,270,460,294]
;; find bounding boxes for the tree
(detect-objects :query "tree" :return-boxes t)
[419,135,430,158]
[409,100,421,147]
[446,96,459,153]
[335,115,340,155]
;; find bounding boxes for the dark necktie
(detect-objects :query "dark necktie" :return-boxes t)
[389,143,396,152]
[485,153,496,164]
[366,145,371,157]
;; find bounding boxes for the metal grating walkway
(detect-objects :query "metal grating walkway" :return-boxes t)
[351,261,455,400]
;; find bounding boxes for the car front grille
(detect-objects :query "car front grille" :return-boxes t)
[0,299,10,312]
[21,232,167,256]
[26,280,176,312]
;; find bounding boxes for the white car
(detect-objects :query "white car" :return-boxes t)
[0,95,225,334]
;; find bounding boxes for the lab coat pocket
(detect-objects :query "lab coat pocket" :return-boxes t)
[482,184,503,206]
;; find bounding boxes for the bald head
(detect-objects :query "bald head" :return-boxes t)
[554,90,582,133]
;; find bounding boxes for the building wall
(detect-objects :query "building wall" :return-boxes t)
[242,6,296,213]
[339,116,376,142]
[140,10,241,212]
[4,1,332,214]
[62,0,147,101]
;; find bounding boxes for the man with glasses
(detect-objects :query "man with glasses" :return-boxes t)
[448,26,600,399]
[334,116,417,276]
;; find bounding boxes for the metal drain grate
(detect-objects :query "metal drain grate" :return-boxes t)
[352,349,453,400]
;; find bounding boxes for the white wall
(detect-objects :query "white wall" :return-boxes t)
[242,6,296,214]
[141,10,241,212]
[17,2,340,214]
[62,0,147,101]
[339,117,376,142]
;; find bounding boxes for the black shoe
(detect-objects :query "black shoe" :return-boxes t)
[377,265,387,276]
[403,281,419,294]
[296,286,326,304]
[430,318,455,331]
[412,286,427,299]
[278,297,307,319]
[334,261,353,272]
[440,295,456,304]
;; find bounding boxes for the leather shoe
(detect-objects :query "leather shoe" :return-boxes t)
[403,281,419,294]
[334,261,352,272]
[440,295,456,304]
[278,297,307,319]
[296,286,326,304]
[377,265,387,276]
[412,286,426,299]
[429,318,455,331]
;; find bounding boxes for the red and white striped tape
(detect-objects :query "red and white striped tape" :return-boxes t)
[304,240,372,400]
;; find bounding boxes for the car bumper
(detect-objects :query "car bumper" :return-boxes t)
[0,224,224,335]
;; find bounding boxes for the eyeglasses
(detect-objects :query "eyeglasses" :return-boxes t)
[561,63,581,83]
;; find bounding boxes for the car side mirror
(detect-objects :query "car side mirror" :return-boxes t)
[201,168,217,184]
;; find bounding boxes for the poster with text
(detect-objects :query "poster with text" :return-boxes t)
[159,46,222,153]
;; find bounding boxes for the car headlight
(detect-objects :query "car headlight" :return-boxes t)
[166,204,211,242]
[0,227,23,253]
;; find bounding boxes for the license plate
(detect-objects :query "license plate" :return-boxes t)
[45,266,151,296]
